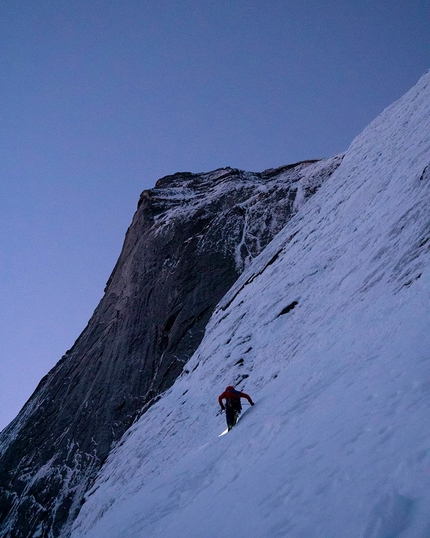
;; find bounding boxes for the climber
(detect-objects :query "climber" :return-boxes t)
[218,385,254,431]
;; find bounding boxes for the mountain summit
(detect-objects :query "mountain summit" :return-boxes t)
[0,154,341,537]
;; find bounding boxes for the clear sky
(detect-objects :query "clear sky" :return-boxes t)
[0,0,428,432]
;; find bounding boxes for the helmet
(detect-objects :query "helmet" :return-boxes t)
[226,385,235,391]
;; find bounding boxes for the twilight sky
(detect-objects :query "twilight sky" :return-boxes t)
[1,0,429,432]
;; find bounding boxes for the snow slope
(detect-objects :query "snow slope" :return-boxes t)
[71,71,430,538]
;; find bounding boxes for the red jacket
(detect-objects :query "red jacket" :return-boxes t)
[218,386,253,407]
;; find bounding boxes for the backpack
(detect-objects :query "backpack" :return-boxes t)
[225,390,242,412]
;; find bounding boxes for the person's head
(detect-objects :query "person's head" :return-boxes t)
[226,385,235,391]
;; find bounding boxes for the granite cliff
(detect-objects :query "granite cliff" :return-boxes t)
[0,156,341,538]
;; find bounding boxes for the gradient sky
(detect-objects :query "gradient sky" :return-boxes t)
[1,0,429,431]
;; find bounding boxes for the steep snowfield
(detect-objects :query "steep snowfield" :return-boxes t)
[71,71,430,538]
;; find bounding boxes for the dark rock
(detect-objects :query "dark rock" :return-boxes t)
[0,156,342,537]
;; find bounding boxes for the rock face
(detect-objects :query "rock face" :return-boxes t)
[0,157,342,538]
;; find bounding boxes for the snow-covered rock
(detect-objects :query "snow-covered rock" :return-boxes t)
[71,71,430,538]
[0,151,340,536]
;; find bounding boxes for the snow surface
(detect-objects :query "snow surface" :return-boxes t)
[71,71,430,538]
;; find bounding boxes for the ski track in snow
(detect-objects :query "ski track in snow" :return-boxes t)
[71,71,430,538]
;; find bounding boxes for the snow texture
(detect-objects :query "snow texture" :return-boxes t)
[71,71,430,538]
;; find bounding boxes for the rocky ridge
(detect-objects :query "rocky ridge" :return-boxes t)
[0,155,342,538]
